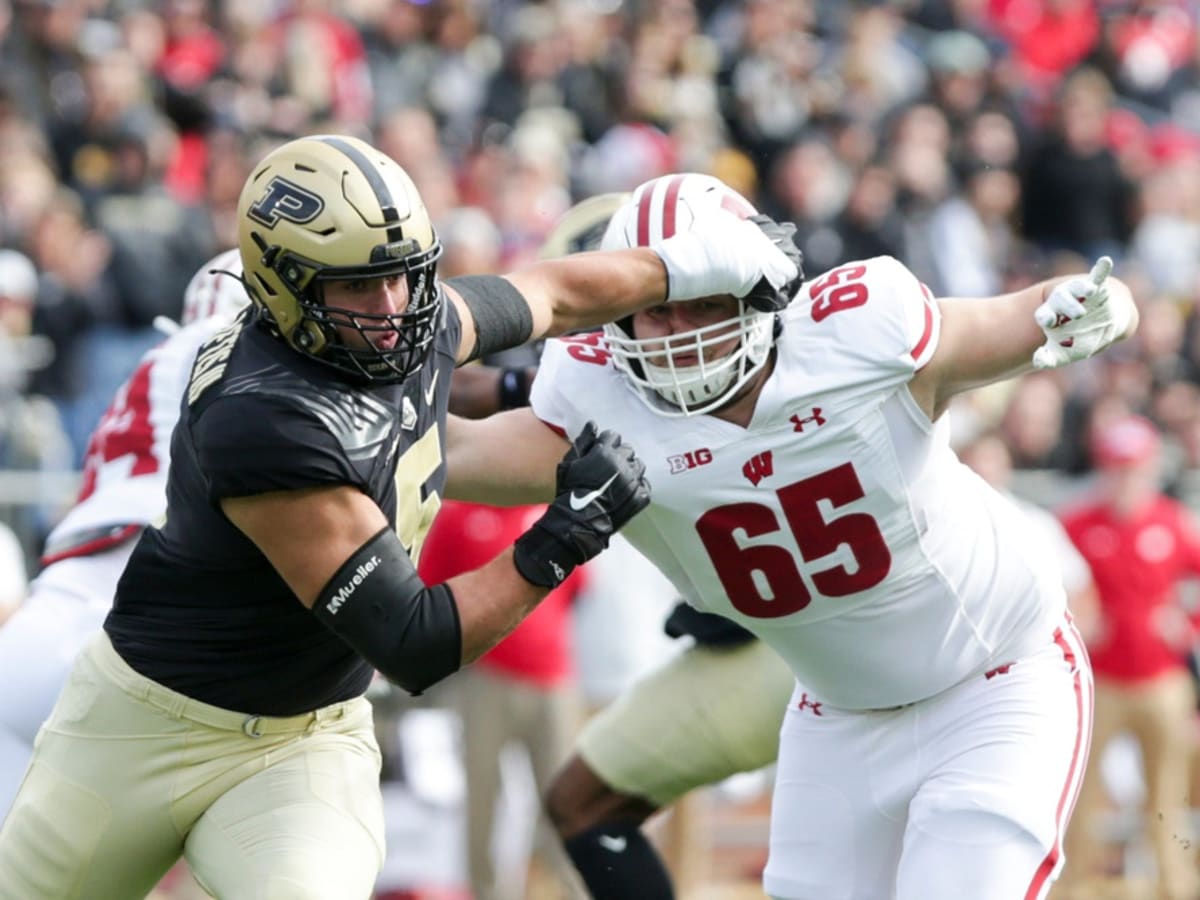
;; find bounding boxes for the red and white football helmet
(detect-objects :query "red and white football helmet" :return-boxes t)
[601,173,777,416]
[181,249,248,326]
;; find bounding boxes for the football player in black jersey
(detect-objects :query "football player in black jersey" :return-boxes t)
[0,134,801,900]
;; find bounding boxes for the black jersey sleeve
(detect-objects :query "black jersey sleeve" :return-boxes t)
[195,393,363,501]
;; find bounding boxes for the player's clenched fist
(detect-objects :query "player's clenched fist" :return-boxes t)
[1032,256,1138,369]
[513,422,650,588]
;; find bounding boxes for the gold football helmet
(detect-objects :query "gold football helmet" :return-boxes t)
[237,134,443,384]
[538,192,631,259]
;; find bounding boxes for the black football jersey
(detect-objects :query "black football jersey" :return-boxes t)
[105,298,461,715]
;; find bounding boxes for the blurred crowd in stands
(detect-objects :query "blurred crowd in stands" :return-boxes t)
[0,0,1199,499]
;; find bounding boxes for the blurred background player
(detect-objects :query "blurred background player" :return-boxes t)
[545,597,793,900]
[1058,415,1200,900]
[419,500,588,900]
[0,248,248,821]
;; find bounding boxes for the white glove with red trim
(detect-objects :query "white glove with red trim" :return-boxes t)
[654,210,801,308]
[1032,256,1134,369]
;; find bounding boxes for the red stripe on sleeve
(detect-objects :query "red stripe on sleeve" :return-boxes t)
[40,523,143,567]
[911,294,935,363]
[540,419,568,440]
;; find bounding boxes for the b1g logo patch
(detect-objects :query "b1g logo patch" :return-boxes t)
[248,176,324,228]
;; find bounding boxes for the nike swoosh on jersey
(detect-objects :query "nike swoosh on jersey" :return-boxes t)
[424,369,440,406]
[569,472,619,511]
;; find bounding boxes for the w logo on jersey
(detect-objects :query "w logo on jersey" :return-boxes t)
[742,450,774,486]
[248,177,324,228]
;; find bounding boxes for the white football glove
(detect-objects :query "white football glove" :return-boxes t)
[653,209,800,305]
[1032,256,1134,369]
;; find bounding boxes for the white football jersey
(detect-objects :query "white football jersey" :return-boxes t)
[43,315,236,555]
[532,256,1066,709]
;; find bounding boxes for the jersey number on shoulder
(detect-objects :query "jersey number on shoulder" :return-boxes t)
[810,264,868,322]
[561,332,610,365]
[394,426,443,564]
[78,359,157,502]
[696,462,891,618]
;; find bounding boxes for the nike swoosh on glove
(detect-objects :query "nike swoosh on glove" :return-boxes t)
[653,208,801,305]
[512,422,650,588]
[1032,256,1135,369]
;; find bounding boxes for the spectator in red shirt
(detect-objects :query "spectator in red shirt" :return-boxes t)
[419,500,587,900]
[1059,415,1200,900]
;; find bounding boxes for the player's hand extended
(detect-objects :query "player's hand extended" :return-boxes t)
[513,422,650,588]
[654,208,803,310]
[1032,256,1136,369]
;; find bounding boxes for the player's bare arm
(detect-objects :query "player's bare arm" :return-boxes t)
[444,209,803,366]
[910,259,1138,420]
[222,485,552,666]
[222,486,389,605]
[224,419,645,677]
[444,409,567,506]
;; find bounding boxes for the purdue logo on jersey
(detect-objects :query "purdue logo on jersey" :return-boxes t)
[247,177,324,228]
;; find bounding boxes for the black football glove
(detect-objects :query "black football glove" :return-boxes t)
[513,422,650,588]
[742,215,805,313]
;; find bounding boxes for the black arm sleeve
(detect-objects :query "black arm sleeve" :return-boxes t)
[447,274,534,362]
[312,527,462,696]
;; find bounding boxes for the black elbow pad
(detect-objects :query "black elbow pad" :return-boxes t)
[312,527,462,695]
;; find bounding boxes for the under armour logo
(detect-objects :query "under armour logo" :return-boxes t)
[796,693,823,716]
[742,450,774,486]
[791,408,826,433]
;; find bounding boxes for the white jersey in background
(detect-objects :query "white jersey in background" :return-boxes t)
[0,251,245,820]
[532,254,1066,711]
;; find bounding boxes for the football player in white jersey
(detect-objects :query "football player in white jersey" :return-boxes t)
[445,173,1139,900]
[0,249,247,820]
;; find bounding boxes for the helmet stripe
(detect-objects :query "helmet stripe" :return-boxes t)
[635,182,654,246]
[635,173,687,246]
[316,136,400,226]
[660,174,685,239]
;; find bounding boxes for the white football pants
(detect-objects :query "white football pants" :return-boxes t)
[764,617,1092,900]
